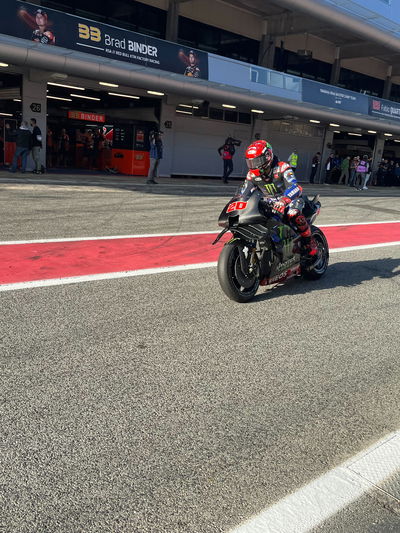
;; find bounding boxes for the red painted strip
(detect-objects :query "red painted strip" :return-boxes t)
[323,223,400,249]
[0,223,399,285]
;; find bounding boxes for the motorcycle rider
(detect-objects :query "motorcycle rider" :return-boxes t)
[244,140,317,257]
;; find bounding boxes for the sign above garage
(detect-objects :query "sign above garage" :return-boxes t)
[0,0,209,80]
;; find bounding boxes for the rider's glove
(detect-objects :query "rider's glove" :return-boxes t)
[272,197,290,215]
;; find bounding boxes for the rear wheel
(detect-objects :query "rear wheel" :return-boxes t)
[217,241,260,303]
[302,226,329,280]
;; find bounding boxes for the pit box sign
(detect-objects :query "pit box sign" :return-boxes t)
[369,98,400,122]
[302,79,369,114]
[1,0,209,79]
[68,111,105,123]
[30,102,41,113]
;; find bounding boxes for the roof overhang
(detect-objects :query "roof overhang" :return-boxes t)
[277,0,400,56]
[2,33,400,135]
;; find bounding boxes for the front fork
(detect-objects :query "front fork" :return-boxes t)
[237,241,260,277]
[213,231,261,277]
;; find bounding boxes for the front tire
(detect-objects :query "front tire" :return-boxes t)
[217,241,260,302]
[302,226,329,280]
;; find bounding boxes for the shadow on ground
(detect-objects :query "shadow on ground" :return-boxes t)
[252,257,400,303]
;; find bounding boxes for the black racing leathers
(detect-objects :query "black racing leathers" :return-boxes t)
[245,158,315,252]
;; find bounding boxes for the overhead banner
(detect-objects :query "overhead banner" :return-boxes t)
[369,98,400,122]
[302,79,369,114]
[0,0,209,79]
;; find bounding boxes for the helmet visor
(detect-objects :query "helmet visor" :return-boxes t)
[246,155,267,170]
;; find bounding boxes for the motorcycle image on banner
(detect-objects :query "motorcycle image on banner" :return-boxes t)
[213,182,329,303]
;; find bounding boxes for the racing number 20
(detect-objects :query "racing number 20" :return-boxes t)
[227,201,247,213]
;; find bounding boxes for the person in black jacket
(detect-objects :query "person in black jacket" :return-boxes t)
[309,151,321,183]
[30,118,43,173]
[218,136,241,183]
[7,121,32,173]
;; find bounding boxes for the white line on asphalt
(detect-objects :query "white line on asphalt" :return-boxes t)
[319,220,400,227]
[0,262,217,292]
[0,241,399,292]
[0,230,216,245]
[229,430,400,533]
[0,220,399,245]
[330,241,400,253]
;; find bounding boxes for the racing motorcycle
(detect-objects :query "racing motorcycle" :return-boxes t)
[213,181,329,303]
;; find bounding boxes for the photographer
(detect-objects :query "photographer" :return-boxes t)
[218,136,241,184]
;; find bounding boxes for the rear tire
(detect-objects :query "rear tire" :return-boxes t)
[302,226,329,280]
[217,241,260,303]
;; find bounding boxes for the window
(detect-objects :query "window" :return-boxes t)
[238,112,251,124]
[41,0,167,39]
[274,49,332,84]
[224,110,237,122]
[390,83,400,103]
[178,17,259,64]
[176,106,252,125]
[209,108,223,120]
[338,68,384,98]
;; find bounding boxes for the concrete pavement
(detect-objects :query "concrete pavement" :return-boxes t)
[1,174,399,532]
[0,169,399,242]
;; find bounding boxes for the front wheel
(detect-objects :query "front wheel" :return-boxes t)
[302,226,329,280]
[217,241,260,303]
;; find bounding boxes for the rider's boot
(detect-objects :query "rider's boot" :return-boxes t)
[301,236,318,257]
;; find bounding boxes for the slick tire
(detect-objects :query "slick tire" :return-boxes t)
[302,226,329,280]
[217,241,259,303]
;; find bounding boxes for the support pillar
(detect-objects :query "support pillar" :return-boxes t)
[22,70,47,171]
[371,134,385,173]
[159,96,178,177]
[330,46,341,85]
[382,65,393,100]
[318,129,334,184]
[166,0,179,42]
[258,20,275,69]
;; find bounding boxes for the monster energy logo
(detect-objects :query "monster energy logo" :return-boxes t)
[277,256,297,271]
[264,183,277,194]
[277,225,292,257]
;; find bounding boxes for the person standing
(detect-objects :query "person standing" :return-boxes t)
[338,156,350,185]
[147,130,163,184]
[348,156,359,187]
[394,162,400,187]
[218,138,237,183]
[386,160,395,187]
[309,151,320,183]
[360,156,373,190]
[331,153,341,183]
[94,128,105,171]
[30,118,42,174]
[324,153,335,184]
[46,127,54,168]
[354,155,369,190]
[7,121,32,173]
[288,149,298,171]
[376,159,387,187]
[57,128,70,167]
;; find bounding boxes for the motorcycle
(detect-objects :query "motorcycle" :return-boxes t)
[213,181,329,303]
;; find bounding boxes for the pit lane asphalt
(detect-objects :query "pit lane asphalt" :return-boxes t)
[1,175,400,532]
[0,171,400,240]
